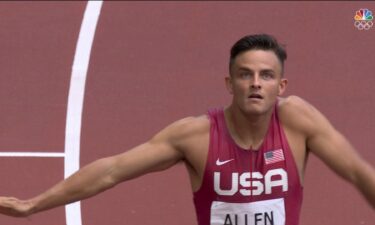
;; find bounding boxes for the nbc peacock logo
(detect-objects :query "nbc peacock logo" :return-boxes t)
[354,8,373,30]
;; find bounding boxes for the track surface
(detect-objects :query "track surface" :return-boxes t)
[0,2,374,225]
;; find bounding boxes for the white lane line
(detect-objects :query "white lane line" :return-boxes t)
[0,152,65,157]
[65,2,103,225]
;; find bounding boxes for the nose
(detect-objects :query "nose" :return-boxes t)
[250,74,261,89]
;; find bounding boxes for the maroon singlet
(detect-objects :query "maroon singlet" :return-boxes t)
[193,104,303,225]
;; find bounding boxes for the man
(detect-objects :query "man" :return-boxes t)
[0,34,374,225]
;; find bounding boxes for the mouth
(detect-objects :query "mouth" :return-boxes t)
[248,93,263,99]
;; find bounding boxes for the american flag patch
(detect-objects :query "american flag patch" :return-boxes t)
[264,149,285,165]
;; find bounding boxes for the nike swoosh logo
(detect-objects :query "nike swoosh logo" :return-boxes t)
[216,158,234,166]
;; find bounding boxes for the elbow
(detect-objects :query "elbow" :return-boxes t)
[100,158,121,190]
[350,162,375,206]
[84,157,120,194]
[350,161,373,187]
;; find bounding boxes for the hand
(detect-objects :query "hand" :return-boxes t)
[0,197,33,217]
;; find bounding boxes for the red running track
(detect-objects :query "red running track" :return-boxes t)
[0,2,374,225]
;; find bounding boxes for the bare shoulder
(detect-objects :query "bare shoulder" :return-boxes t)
[151,114,210,150]
[163,114,210,137]
[278,95,329,136]
[278,95,316,115]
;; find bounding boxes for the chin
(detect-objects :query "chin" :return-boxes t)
[241,102,275,116]
[240,106,265,116]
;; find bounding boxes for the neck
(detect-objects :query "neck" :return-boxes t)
[224,104,274,150]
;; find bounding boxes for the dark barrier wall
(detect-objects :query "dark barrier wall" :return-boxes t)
[0,2,374,225]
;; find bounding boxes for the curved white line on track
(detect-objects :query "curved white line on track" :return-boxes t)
[65,2,103,225]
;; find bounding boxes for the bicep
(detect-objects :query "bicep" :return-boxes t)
[101,116,204,186]
[283,96,374,196]
[308,127,364,182]
[109,138,183,184]
[307,111,365,183]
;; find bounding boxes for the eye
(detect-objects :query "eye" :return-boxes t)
[239,72,251,79]
[261,72,274,80]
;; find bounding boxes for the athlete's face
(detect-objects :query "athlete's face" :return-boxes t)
[226,50,288,115]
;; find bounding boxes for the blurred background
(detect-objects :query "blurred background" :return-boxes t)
[0,1,374,225]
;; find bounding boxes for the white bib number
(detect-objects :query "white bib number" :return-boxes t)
[210,198,285,225]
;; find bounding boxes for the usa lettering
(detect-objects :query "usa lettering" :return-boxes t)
[214,168,288,196]
[223,211,275,225]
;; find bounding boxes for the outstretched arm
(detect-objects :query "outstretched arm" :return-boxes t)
[0,119,187,217]
[298,98,375,208]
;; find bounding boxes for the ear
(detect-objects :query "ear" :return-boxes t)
[225,76,234,95]
[278,78,288,96]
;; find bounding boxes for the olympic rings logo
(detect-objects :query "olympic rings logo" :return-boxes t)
[354,8,373,31]
[354,20,373,30]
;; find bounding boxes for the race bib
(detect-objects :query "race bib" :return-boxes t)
[210,198,285,225]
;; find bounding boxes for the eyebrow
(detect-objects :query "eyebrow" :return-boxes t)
[260,69,275,74]
[237,67,275,73]
[237,67,252,72]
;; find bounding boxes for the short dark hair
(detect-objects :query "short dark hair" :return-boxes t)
[229,34,287,75]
